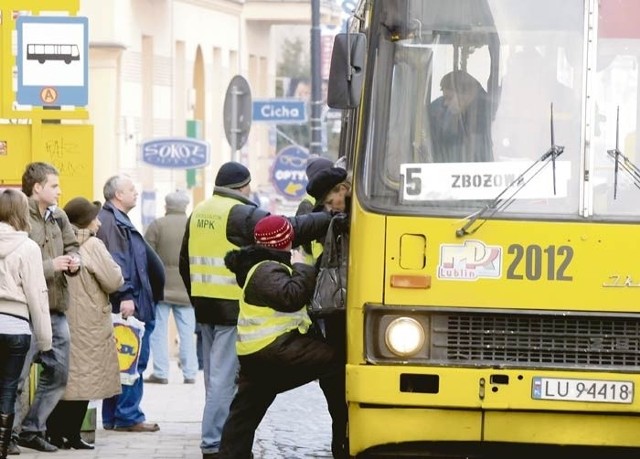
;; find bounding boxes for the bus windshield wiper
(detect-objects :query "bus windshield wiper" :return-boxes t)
[607,106,640,198]
[456,103,564,237]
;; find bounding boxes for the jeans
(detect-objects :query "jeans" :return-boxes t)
[0,334,30,414]
[200,324,239,454]
[102,319,155,428]
[195,324,204,370]
[150,303,198,380]
[14,313,70,435]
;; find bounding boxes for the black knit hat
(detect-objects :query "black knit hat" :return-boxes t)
[305,158,347,203]
[215,162,251,189]
[64,197,102,229]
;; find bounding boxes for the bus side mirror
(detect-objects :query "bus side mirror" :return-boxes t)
[327,33,367,109]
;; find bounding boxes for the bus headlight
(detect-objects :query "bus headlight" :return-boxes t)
[384,317,425,357]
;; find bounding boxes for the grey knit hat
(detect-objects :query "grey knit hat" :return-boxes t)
[165,190,189,212]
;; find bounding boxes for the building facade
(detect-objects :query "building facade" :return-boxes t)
[81,0,341,226]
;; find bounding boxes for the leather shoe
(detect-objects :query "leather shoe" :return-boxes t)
[114,422,160,432]
[17,433,58,452]
[144,374,168,384]
[184,377,196,384]
[68,437,95,450]
[47,436,70,449]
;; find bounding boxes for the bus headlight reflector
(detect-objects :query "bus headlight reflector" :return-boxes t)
[384,317,425,357]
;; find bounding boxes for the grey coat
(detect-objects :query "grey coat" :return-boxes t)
[145,210,190,306]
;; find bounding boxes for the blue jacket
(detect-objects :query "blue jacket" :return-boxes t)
[96,201,164,323]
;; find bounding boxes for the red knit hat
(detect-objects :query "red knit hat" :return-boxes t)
[254,215,294,250]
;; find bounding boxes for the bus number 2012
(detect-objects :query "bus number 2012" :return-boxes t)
[506,244,573,281]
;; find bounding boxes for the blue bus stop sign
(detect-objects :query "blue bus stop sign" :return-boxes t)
[16,16,89,106]
[271,146,309,200]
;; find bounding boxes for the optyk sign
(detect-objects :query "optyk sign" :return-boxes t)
[271,145,309,200]
[141,137,210,169]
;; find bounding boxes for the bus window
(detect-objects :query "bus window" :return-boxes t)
[364,0,584,217]
[591,0,640,219]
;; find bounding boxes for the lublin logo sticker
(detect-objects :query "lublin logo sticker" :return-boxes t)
[438,240,502,281]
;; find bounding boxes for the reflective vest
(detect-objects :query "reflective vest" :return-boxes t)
[188,195,240,300]
[236,261,312,356]
[298,195,324,265]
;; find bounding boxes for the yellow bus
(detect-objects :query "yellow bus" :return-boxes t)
[327,0,640,456]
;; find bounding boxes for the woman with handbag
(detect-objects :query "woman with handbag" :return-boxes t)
[45,197,124,449]
[304,158,351,354]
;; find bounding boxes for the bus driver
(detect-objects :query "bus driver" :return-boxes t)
[429,70,493,163]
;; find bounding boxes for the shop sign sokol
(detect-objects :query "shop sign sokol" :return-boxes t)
[141,137,210,169]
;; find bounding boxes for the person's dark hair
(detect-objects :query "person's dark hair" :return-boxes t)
[0,188,30,232]
[440,70,483,95]
[21,162,59,197]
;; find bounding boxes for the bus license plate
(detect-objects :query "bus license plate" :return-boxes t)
[532,377,634,404]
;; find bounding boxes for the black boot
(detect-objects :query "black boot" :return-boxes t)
[0,413,15,459]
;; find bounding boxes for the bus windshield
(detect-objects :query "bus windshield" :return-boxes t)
[361,0,585,218]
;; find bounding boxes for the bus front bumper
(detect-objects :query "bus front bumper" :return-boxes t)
[347,364,640,454]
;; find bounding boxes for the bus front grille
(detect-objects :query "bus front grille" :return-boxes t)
[432,312,640,370]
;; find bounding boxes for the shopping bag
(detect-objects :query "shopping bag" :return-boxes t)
[112,314,146,386]
[308,215,348,318]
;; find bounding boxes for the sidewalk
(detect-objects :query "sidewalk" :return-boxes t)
[18,361,204,459]
[16,360,334,458]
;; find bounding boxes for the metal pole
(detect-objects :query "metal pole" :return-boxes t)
[310,0,323,155]
[231,84,238,161]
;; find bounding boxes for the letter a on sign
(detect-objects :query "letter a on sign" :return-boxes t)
[40,87,58,104]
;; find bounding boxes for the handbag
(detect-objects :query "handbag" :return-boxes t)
[308,215,348,318]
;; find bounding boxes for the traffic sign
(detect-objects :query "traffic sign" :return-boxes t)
[16,16,89,106]
[271,145,309,200]
[141,137,210,169]
[253,99,307,123]
[223,75,252,152]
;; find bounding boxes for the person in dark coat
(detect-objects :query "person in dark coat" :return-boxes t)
[218,215,348,459]
[304,157,351,410]
[429,70,493,163]
[96,174,164,433]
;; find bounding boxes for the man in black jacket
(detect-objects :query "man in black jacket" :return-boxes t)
[179,162,330,459]
[219,215,347,459]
